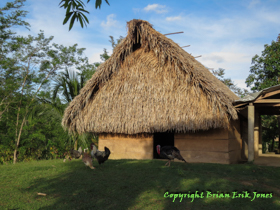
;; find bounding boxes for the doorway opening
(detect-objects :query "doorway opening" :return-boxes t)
[153,132,174,159]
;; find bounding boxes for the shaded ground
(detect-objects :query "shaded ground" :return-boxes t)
[254,153,280,167]
[0,159,280,210]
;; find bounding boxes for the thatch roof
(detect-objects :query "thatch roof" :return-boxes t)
[62,19,239,135]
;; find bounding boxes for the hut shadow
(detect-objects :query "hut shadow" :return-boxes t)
[21,159,280,210]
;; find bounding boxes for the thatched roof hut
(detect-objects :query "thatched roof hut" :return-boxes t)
[62,19,238,135]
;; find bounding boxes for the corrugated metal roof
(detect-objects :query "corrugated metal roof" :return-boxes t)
[234,84,280,103]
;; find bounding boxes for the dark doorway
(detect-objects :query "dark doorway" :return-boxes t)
[153,132,174,159]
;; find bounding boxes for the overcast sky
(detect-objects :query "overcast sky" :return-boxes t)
[2,0,280,90]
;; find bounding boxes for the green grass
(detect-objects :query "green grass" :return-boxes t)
[0,159,280,210]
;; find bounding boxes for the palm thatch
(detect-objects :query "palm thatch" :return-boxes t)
[62,19,239,135]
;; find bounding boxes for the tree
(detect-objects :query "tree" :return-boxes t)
[0,1,100,164]
[99,48,110,62]
[49,36,122,150]
[0,32,96,163]
[52,68,86,151]
[0,0,30,44]
[10,32,73,163]
[246,34,280,91]
[211,68,249,98]
[52,66,97,150]
[109,35,124,51]
[98,36,124,62]
[50,43,96,102]
[53,69,85,103]
[1,30,94,163]
[261,115,279,152]
[0,0,30,121]
[245,34,280,152]
[59,0,110,30]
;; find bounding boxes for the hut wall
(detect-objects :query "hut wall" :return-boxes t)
[174,120,242,164]
[229,119,243,163]
[98,133,153,159]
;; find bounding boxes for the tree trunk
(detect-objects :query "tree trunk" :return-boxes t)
[13,117,26,164]
[13,69,53,164]
[271,138,275,152]
[74,138,78,151]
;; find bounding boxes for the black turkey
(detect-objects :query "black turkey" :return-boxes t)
[156,145,187,166]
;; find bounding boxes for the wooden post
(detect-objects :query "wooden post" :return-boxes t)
[254,112,259,159]
[278,116,280,150]
[248,103,255,162]
[164,31,184,36]
[259,115,262,155]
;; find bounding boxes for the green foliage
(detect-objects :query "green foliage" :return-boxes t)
[0,145,14,164]
[0,1,121,163]
[246,34,280,91]
[1,31,91,163]
[53,68,85,103]
[98,36,124,63]
[0,0,30,115]
[211,68,249,98]
[0,0,99,164]
[59,0,110,30]
[0,95,70,164]
[50,43,96,103]
[100,48,110,61]
[51,66,98,150]
[80,62,98,81]
[245,35,280,152]
[261,115,279,152]
[109,35,124,51]
[0,0,30,42]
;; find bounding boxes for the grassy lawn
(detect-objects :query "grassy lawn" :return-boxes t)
[1,159,280,210]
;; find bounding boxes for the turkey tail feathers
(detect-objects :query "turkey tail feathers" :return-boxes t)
[179,155,187,163]
[174,151,187,163]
